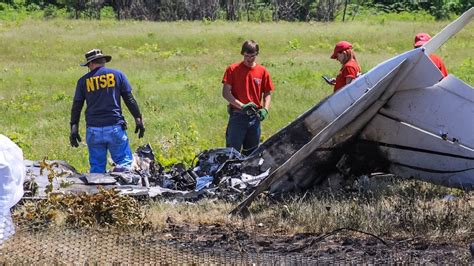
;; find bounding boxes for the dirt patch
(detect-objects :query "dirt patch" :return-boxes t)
[2,220,472,264]
[160,220,473,264]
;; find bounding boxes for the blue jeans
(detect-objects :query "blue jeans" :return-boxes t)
[86,125,133,173]
[226,111,261,156]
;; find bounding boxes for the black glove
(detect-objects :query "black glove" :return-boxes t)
[135,117,145,138]
[70,124,81,147]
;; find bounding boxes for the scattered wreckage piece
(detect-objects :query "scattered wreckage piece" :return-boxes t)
[231,8,474,215]
[23,159,85,198]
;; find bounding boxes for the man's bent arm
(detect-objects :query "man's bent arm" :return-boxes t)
[222,84,244,109]
[70,100,84,125]
[123,92,145,138]
[122,92,142,118]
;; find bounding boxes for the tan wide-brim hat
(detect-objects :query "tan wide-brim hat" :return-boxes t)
[80,48,112,66]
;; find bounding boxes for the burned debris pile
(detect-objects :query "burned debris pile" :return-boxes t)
[23,144,268,202]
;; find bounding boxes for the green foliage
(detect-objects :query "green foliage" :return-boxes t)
[287,38,301,50]
[0,89,41,112]
[455,58,473,84]
[3,131,31,151]
[0,2,11,11]
[25,3,39,12]
[136,43,160,55]
[0,0,469,22]
[339,4,435,22]
[0,2,29,20]
[241,1,274,22]
[43,4,57,18]
[52,91,69,102]
[99,5,115,20]
[363,0,472,20]
[155,123,204,168]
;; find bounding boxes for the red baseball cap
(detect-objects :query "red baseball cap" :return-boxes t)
[331,41,352,59]
[414,33,431,48]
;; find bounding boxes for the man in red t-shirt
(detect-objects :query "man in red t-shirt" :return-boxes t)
[414,33,448,77]
[222,40,275,156]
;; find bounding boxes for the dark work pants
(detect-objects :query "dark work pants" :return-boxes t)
[225,111,261,156]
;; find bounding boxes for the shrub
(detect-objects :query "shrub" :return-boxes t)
[43,4,58,19]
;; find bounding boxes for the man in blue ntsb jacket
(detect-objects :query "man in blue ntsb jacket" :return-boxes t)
[69,49,145,173]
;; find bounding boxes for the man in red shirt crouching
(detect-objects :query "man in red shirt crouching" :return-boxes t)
[222,40,275,156]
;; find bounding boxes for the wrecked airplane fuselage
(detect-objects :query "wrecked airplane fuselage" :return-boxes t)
[231,8,473,214]
[242,48,474,194]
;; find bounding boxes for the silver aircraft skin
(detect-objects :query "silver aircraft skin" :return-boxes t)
[360,75,474,189]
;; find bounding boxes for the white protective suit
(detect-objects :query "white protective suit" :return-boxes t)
[0,134,25,244]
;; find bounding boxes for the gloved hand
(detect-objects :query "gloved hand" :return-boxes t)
[257,108,268,121]
[242,102,257,112]
[135,117,145,138]
[70,124,81,147]
[241,102,257,115]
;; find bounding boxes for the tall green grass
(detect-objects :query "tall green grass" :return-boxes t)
[0,18,472,172]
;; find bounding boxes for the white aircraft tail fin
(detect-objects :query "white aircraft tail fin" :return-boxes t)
[424,7,473,54]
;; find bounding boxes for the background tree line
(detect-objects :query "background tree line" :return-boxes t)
[0,0,472,21]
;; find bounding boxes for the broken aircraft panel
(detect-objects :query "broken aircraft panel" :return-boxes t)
[360,75,474,188]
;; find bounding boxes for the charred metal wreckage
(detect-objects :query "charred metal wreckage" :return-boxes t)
[24,146,254,201]
[23,9,473,213]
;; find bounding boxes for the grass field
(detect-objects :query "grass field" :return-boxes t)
[0,17,473,172]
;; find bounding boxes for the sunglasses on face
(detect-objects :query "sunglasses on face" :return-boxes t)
[243,53,258,58]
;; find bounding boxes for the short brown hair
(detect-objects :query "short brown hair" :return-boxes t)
[241,40,259,55]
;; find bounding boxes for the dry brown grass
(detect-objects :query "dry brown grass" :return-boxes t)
[134,176,474,246]
[248,177,473,240]
[145,199,235,230]
[140,176,473,242]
